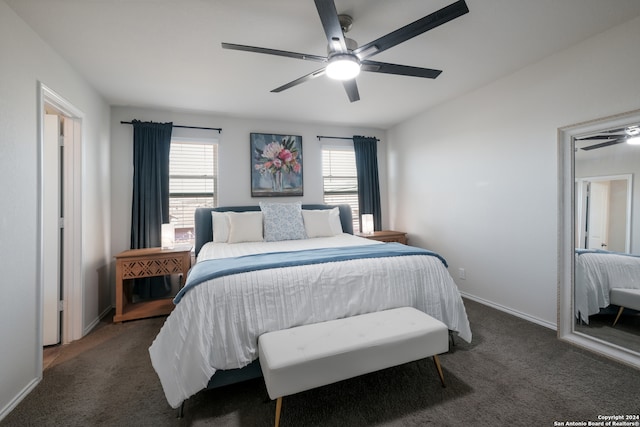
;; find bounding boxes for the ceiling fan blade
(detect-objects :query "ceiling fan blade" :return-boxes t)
[271,68,327,93]
[361,60,442,79]
[342,79,360,102]
[580,138,626,151]
[222,42,327,63]
[599,126,629,134]
[354,0,469,60]
[575,135,619,141]
[314,0,347,53]
[577,126,632,140]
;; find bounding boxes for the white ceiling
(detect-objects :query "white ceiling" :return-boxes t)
[8,0,640,129]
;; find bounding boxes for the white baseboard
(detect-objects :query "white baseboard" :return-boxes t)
[83,316,100,337]
[99,305,113,321]
[0,376,40,422]
[460,291,557,331]
[82,305,113,337]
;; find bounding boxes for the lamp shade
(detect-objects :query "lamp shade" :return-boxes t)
[161,223,175,248]
[362,214,374,235]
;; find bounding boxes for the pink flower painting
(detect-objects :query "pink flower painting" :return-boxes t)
[251,133,303,196]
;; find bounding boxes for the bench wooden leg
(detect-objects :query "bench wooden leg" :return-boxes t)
[176,401,184,418]
[274,397,282,427]
[612,306,625,327]
[433,355,446,388]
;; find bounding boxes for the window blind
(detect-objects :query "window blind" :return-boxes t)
[169,140,218,245]
[322,146,359,232]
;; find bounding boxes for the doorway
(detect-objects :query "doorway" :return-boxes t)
[43,112,63,346]
[39,83,83,367]
[575,174,632,253]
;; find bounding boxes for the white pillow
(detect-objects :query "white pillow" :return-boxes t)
[259,201,307,242]
[211,211,230,243]
[302,207,343,238]
[328,207,343,235]
[226,211,264,243]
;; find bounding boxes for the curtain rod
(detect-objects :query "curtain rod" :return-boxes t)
[120,121,221,133]
[316,135,380,141]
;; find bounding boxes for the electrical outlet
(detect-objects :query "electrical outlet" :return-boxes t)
[458,268,466,280]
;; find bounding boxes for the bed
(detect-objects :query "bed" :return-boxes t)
[575,249,640,323]
[149,203,472,409]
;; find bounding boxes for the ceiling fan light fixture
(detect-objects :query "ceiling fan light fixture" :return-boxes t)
[626,136,640,145]
[326,54,361,80]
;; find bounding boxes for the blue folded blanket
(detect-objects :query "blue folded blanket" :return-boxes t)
[174,243,447,304]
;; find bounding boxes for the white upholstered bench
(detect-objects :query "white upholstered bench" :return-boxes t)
[258,307,449,427]
[610,288,640,326]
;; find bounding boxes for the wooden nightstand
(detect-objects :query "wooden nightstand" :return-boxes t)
[356,230,408,245]
[114,247,191,323]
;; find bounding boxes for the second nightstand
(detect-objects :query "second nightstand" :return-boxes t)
[356,230,408,245]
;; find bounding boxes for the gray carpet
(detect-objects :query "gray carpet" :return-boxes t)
[575,310,640,354]
[3,299,640,426]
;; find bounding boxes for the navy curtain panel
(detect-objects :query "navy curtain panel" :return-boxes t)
[353,136,382,231]
[130,120,173,299]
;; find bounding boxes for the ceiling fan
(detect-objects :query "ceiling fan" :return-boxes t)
[576,125,640,151]
[221,0,469,102]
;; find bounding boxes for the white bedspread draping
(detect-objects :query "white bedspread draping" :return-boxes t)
[149,234,471,408]
[575,252,640,323]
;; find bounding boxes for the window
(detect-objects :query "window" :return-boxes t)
[169,139,218,246]
[322,146,359,232]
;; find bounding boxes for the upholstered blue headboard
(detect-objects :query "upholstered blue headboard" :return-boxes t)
[194,204,354,256]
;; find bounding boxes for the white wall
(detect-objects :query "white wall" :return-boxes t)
[0,0,111,419]
[110,106,387,265]
[388,15,640,327]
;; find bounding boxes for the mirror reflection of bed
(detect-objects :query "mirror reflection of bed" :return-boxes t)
[574,250,640,353]
[573,117,640,353]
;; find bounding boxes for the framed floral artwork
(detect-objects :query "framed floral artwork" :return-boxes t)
[251,133,303,197]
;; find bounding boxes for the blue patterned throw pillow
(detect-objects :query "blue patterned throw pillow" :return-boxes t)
[259,202,307,242]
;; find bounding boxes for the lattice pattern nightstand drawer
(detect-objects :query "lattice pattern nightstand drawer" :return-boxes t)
[121,257,184,279]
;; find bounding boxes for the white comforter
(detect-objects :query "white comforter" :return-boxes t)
[575,251,640,323]
[149,234,471,408]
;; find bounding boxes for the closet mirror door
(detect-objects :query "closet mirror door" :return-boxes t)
[558,108,640,369]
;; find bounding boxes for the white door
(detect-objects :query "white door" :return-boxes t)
[587,181,610,250]
[575,180,589,248]
[43,114,62,346]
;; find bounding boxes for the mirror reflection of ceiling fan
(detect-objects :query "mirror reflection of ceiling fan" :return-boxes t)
[577,125,640,151]
[221,0,469,102]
